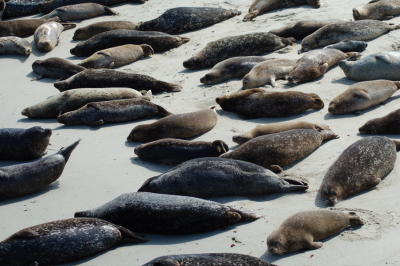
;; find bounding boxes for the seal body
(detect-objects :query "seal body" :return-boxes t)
[134,139,229,165]
[34,22,65,52]
[74,192,259,234]
[32,57,86,80]
[138,7,241,34]
[73,20,138,41]
[183,32,293,70]
[270,20,342,40]
[325,40,368,53]
[328,80,400,115]
[127,108,218,142]
[0,37,31,56]
[0,127,51,161]
[353,0,400,20]
[319,137,399,206]
[0,18,58,38]
[42,3,117,22]
[267,210,363,254]
[0,0,5,19]
[2,0,47,19]
[359,109,400,134]
[216,88,324,118]
[0,218,146,266]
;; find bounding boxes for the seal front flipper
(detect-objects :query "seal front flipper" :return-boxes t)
[59,140,80,161]
[61,23,76,31]
[115,225,148,243]
[137,176,158,192]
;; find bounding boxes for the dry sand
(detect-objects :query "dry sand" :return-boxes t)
[1,0,400,265]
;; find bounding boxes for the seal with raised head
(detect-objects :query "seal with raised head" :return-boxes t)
[57,98,170,126]
[34,22,76,53]
[183,32,294,70]
[353,0,400,20]
[127,108,218,143]
[79,44,154,69]
[221,129,338,172]
[42,3,117,22]
[233,121,330,145]
[359,109,400,134]
[0,37,31,56]
[0,140,79,200]
[138,7,241,34]
[267,210,363,255]
[319,137,399,206]
[134,139,229,165]
[54,69,181,93]
[74,192,259,234]
[138,157,308,197]
[0,127,51,161]
[0,218,146,266]
[0,18,59,38]
[73,20,138,41]
[324,40,368,53]
[216,88,324,118]
[328,80,400,115]
[32,57,86,80]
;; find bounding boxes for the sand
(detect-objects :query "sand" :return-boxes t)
[1,0,400,265]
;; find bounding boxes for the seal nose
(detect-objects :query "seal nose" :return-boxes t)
[38,41,52,53]
[328,104,336,113]
[21,108,30,117]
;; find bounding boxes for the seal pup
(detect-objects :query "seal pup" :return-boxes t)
[73,21,138,41]
[74,192,259,234]
[242,58,296,88]
[233,121,330,145]
[328,80,400,115]
[0,127,51,161]
[54,69,181,93]
[57,98,170,126]
[359,109,400,134]
[353,0,400,20]
[0,18,59,38]
[0,218,146,266]
[0,140,79,200]
[216,88,324,118]
[183,32,294,70]
[267,210,363,254]
[42,3,117,22]
[34,22,76,53]
[79,44,154,69]
[138,157,308,197]
[0,37,31,56]
[324,40,368,53]
[137,7,241,34]
[127,108,218,143]
[319,137,400,206]
[134,139,229,165]
[221,129,338,172]
[32,57,86,80]
[244,0,320,21]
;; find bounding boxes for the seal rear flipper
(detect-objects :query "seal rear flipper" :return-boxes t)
[157,105,171,117]
[283,177,308,187]
[59,139,80,161]
[61,23,76,31]
[116,225,148,243]
[231,208,260,222]
[137,176,158,192]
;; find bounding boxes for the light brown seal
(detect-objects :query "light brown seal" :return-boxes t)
[353,0,400,20]
[73,21,138,41]
[0,18,59,38]
[359,109,400,134]
[32,57,86,80]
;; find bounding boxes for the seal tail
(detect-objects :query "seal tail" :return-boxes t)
[157,105,171,117]
[59,139,80,161]
[235,208,260,222]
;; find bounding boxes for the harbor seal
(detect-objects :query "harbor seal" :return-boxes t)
[2,0,48,19]
[74,192,259,234]
[54,69,182,93]
[32,57,86,80]
[73,21,138,41]
[127,108,218,142]
[138,157,308,197]
[34,22,76,53]
[134,139,229,165]
[328,80,400,115]
[0,140,79,200]
[79,44,154,69]
[0,218,146,266]
[137,7,241,34]
[353,0,400,20]
[319,137,400,206]
[233,121,330,145]
[267,210,363,255]
[359,109,400,134]
[42,3,117,22]
[221,129,338,172]
[0,18,59,38]
[324,40,368,53]
[0,37,31,56]
[0,0,5,20]
[216,88,324,118]
[183,32,294,70]
[0,127,51,161]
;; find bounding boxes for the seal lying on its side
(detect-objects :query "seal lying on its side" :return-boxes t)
[73,21,138,41]
[353,0,400,20]
[32,57,86,80]
[324,40,368,53]
[0,37,31,56]
[359,109,400,134]
[42,3,117,22]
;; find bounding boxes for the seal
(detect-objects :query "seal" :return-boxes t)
[270,20,343,40]
[34,22,76,53]
[243,0,320,21]
[79,44,154,69]
[221,129,338,172]
[353,0,400,20]
[267,210,364,255]
[0,18,59,38]
[328,80,400,115]
[137,7,241,34]
[216,88,324,118]
[359,109,400,134]
[0,218,146,266]
[319,137,400,206]
[32,57,86,80]
[0,0,5,20]
[301,20,400,52]
[183,32,294,70]
[324,40,368,53]
[0,37,31,56]
[138,157,308,197]
[21,87,148,118]
[242,58,296,88]
[134,139,229,165]
[0,127,51,161]
[0,140,79,200]
[42,3,117,22]
[73,20,138,41]
[127,108,218,143]
[233,121,330,145]
[200,56,268,85]
[74,192,259,234]
[54,69,182,93]
[2,0,48,19]
[57,98,170,126]
[70,30,190,56]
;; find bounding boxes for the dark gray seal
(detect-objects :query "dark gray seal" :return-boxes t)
[32,57,86,80]
[2,0,48,19]
[0,0,5,19]
[42,3,117,22]
[353,0,400,20]
[325,40,368,53]
[0,18,59,38]
[73,21,138,41]
[270,20,343,40]
[0,37,31,56]
[359,109,400,134]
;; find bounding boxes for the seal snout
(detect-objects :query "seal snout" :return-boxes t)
[21,108,30,117]
[352,8,362,20]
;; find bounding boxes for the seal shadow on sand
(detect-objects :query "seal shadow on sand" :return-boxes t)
[130,157,171,173]
[18,117,57,124]
[0,182,60,206]
[26,71,57,84]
